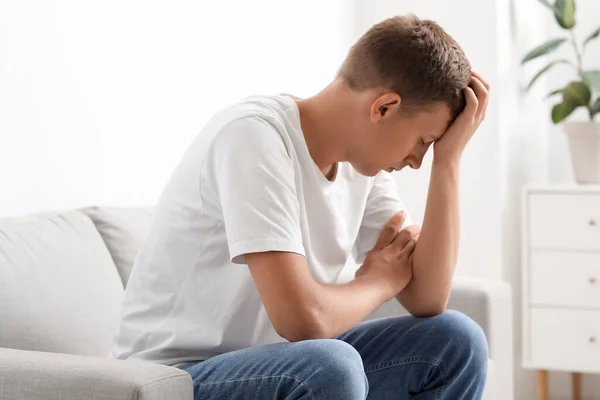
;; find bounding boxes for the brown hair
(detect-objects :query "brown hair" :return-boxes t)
[338,14,471,120]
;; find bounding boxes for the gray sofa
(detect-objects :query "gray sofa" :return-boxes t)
[0,207,513,399]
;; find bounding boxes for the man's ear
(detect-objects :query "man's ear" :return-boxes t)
[370,93,402,123]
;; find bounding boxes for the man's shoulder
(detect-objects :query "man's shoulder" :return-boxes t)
[206,95,298,157]
[229,94,297,128]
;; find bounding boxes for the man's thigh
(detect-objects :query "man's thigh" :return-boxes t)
[178,338,368,400]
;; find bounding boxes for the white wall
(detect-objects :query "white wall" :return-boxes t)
[499,1,551,398]
[0,0,348,217]
[353,0,504,280]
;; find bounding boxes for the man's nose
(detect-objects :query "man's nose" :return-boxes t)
[408,144,429,169]
[408,156,423,170]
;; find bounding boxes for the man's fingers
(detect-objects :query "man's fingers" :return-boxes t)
[399,238,417,259]
[402,225,421,239]
[462,87,479,120]
[471,71,491,91]
[390,225,420,251]
[372,212,406,251]
[470,76,489,121]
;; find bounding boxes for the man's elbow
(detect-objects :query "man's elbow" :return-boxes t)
[279,326,326,342]
[273,310,329,342]
[408,304,447,318]
[402,296,449,318]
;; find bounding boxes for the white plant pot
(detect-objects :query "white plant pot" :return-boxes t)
[565,122,600,184]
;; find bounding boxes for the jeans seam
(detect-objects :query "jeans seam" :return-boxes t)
[434,387,442,400]
[193,373,313,399]
[365,356,448,396]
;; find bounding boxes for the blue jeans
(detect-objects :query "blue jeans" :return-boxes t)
[178,310,488,399]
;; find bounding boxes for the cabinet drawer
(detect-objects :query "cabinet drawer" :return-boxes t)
[529,194,600,250]
[530,308,600,372]
[531,251,600,308]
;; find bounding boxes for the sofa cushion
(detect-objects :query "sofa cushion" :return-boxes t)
[0,211,124,357]
[81,207,154,287]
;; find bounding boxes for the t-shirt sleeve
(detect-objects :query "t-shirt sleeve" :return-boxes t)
[354,172,413,263]
[203,116,305,264]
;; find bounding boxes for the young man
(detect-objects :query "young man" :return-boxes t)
[112,14,490,399]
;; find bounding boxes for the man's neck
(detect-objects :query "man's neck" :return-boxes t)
[294,79,356,177]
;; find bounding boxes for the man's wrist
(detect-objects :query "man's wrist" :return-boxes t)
[355,273,396,302]
[432,154,461,170]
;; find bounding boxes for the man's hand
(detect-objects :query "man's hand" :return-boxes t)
[433,72,490,165]
[355,212,420,301]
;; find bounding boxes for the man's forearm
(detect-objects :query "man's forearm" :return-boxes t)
[307,275,394,339]
[396,159,460,316]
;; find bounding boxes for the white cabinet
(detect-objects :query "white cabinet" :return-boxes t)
[523,185,600,400]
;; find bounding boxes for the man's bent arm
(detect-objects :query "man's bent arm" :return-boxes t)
[247,251,392,342]
[395,73,490,317]
[246,218,414,342]
[395,160,459,317]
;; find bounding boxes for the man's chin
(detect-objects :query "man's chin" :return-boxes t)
[355,166,380,177]
[349,162,382,177]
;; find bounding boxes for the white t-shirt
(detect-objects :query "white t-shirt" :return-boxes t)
[110,94,411,366]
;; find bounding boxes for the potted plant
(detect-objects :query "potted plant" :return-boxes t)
[522,0,600,183]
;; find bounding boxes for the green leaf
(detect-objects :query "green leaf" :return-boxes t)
[554,0,576,29]
[536,0,555,9]
[527,60,570,90]
[592,98,600,117]
[522,38,568,64]
[562,81,592,106]
[583,70,600,92]
[584,26,600,48]
[552,102,577,123]
[547,88,563,98]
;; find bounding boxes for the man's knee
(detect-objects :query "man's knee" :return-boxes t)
[298,339,368,398]
[434,310,489,369]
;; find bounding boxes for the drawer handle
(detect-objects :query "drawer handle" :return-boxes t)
[590,277,598,284]
[589,219,597,227]
[590,336,597,343]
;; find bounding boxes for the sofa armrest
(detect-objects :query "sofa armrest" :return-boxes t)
[447,277,513,400]
[0,347,193,400]
[445,277,512,361]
